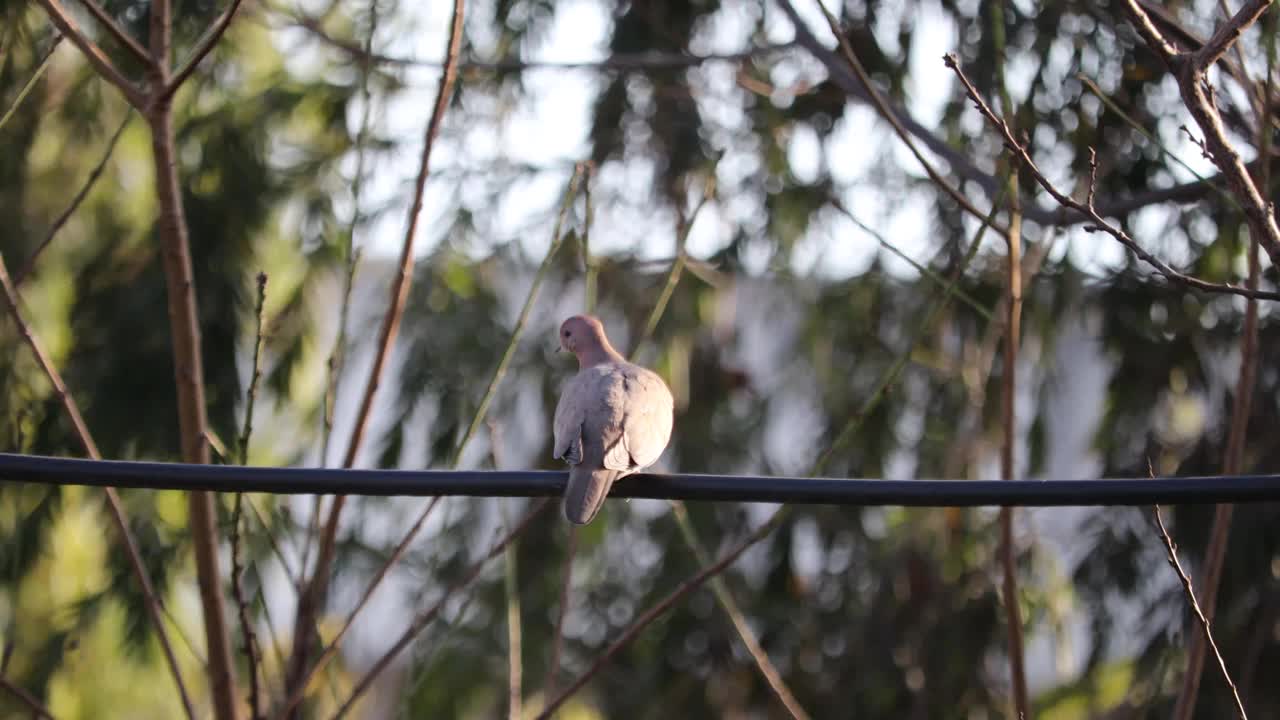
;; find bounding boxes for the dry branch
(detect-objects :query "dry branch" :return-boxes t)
[943,53,1280,302]
[164,0,248,99]
[288,0,467,708]
[1151,505,1248,719]
[0,254,196,719]
[34,0,145,108]
[1120,0,1280,270]
[0,674,55,720]
[14,111,133,287]
[329,499,552,719]
[537,508,789,718]
[0,35,63,134]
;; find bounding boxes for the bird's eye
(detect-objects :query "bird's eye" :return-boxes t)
[563,330,572,337]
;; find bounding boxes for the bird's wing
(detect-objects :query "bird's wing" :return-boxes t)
[618,365,674,471]
[552,372,586,464]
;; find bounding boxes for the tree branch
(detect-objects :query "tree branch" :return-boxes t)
[33,0,145,108]
[74,0,154,68]
[0,35,63,135]
[1120,0,1280,269]
[1194,0,1273,71]
[0,674,55,720]
[14,110,134,287]
[328,499,552,719]
[0,253,196,719]
[288,0,466,709]
[1151,504,1248,720]
[943,53,1280,302]
[163,0,248,99]
[536,507,789,719]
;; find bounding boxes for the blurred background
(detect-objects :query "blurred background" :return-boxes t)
[1,0,1278,717]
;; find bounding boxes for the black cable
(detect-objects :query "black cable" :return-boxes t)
[1,452,1278,506]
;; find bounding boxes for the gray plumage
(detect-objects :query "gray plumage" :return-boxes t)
[552,315,674,525]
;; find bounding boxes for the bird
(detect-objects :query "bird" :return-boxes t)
[552,314,674,525]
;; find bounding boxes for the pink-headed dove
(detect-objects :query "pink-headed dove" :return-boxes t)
[553,315,674,525]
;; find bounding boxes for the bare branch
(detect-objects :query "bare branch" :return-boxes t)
[0,253,196,719]
[1194,0,1273,72]
[786,0,1009,238]
[543,526,576,699]
[329,499,552,719]
[239,272,268,465]
[33,0,146,108]
[1120,0,1280,269]
[230,494,263,720]
[1151,504,1248,720]
[668,501,812,720]
[1174,21,1274,719]
[537,507,789,719]
[0,674,55,720]
[1122,0,1181,60]
[275,496,443,718]
[14,111,134,287]
[289,0,467,705]
[74,0,154,68]
[943,53,1280,302]
[164,0,248,99]
[0,35,63,134]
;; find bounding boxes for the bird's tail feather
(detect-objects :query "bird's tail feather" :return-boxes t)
[564,466,619,525]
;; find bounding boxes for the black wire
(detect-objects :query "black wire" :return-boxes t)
[1,453,1278,506]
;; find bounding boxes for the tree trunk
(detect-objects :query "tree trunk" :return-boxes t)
[149,98,242,720]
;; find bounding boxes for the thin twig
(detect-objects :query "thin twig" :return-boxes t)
[319,0,378,470]
[1120,0,1280,269]
[625,183,810,720]
[0,253,196,719]
[667,501,812,720]
[328,499,552,719]
[943,228,1057,478]
[830,198,991,321]
[74,0,153,67]
[544,526,576,699]
[0,674,55,720]
[1194,0,1272,71]
[33,0,145,108]
[802,2,1008,238]
[230,494,264,720]
[991,5,1030,714]
[452,165,585,466]
[163,0,248,98]
[233,272,268,719]
[292,0,466,704]
[240,272,267,465]
[943,53,1280,302]
[14,110,134,287]
[0,35,63,134]
[1151,504,1248,719]
[814,191,1004,476]
[632,191,711,359]
[536,507,789,719]
[491,425,523,720]
[582,163,597,314]
[1173,9,1274,718]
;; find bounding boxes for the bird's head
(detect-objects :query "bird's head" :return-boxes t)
[558,314,620,367]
